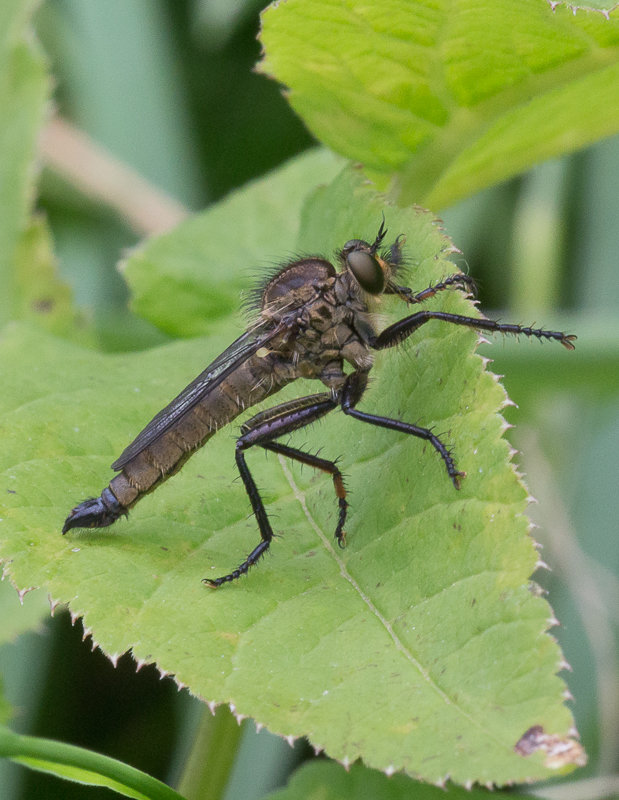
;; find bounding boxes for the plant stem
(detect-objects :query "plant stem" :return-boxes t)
[176,704,244,800]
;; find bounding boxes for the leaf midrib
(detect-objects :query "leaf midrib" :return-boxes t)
[278,455,520,754]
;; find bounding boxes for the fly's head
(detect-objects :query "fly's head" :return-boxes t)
[341,219,406,298]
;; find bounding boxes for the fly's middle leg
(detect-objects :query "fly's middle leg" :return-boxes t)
[340,371,465,488]
[203,392,340,587]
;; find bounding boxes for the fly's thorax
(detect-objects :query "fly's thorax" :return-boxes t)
[261,258,337,321]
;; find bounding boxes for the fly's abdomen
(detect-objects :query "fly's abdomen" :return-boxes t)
[110,404,220,506]
[63,354,289,533]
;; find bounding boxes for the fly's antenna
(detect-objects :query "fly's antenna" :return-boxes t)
[370,213,388,254]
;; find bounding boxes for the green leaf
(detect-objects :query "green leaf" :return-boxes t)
[0,0,51,328]
[259,0,619,208]
[0,0,84,344]
[0,166,581,785]
[0,725,187,800]
[13,216,92,342]
[0,580,48,645]
[0,688,9,726]
[265,761,535,800]
[123,148,344,337]
[553,2,619,11]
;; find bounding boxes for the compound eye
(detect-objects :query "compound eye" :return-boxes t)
[346,249,385,295]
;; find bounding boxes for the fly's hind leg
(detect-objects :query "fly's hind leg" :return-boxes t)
[261,441,348,547]
[203,392,340,588]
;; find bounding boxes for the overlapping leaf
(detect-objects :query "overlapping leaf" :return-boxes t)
[265,761,535,800]
[0,0,62,658]
[259,0,619,208]
[0,164,580,784]
[0,0,51,327]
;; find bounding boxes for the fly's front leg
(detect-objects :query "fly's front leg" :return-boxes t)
[340,372,465,488]
[371,310,577,350]
[386,274,477,304]
[204,392,340,588]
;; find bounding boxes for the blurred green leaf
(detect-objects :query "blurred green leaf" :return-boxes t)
[0,166,582,784]
[123,148,344,337]
[478,315,619,402]
[0,687,9,727]
[0,0,51,328]
[259,0,619,209]
[265,761,535,800]
[0,725,187,800]
[13,216,92,342]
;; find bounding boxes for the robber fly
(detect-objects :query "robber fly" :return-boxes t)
[63,222,576,586]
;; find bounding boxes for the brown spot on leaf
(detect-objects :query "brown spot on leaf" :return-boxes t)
[32,297,55,313]
[514,725,587,768]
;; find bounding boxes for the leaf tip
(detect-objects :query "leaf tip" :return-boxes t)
[17,585,37,605]
[48,595,61,616]
[229,702,247,724]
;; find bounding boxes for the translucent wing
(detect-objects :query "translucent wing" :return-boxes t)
[111,322,281,470]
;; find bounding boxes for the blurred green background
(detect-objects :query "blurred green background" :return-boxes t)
[0,1,617,798]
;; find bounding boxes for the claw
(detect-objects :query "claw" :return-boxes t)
[561,334,577,351]
[62,488,123,533]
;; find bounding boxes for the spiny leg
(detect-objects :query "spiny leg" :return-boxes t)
[386,273,477,305]
[261,441,348,546]
[371,310,577,350]
[340,372,464,488]
[204,392,339,587]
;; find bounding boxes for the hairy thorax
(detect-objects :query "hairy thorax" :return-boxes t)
[261,263,377,392]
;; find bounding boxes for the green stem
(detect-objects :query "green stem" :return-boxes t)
[176,704,244,800]
[509,159,568,316]
[0,724,185,800]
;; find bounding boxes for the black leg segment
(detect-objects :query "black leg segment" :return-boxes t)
[371,310,577,350]
[262,441,348,547]
[204,391,342,587]
[340,373,464,488]
[386,273,477,305]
